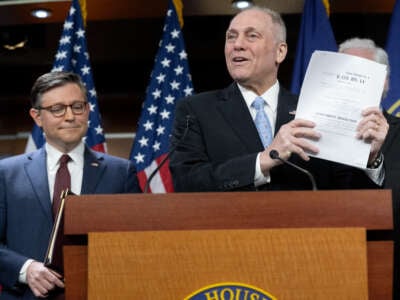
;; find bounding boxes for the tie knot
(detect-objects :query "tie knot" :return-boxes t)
[252,97,265,110]
[59,154,70,166]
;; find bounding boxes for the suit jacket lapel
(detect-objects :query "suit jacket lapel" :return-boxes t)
[275,87,298,133]
[81,146,106,194]
[215,83,298,152]
[25,148,53,223]
[216,83,264,152]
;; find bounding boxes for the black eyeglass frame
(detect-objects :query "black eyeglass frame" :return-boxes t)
[35,101,88,117]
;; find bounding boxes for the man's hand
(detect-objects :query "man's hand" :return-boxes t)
[259,118,321,174]
[26,261,64,298]
[356,107,389,164]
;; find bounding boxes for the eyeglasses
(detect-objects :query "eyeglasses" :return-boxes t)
[36,101,88,117]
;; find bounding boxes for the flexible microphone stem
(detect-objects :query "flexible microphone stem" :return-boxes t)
[143,115,192,193]
[269,149,317,191]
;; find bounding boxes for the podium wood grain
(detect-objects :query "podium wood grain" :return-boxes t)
[88,228,369,300]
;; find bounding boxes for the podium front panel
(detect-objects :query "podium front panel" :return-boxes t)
[87,228,368,300]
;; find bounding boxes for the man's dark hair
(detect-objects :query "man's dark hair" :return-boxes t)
[30,71,87,108]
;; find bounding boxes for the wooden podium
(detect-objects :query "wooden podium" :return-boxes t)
[63,190,393,299]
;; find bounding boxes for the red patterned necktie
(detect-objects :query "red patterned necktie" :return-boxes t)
[53,154,71,218]
[48,154,71,276]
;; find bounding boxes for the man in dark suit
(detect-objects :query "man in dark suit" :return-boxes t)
[0,71,141,299]
[170,7,388,192]
[338,36,400,300]
[382,112,400,189]
[338,37,400,192]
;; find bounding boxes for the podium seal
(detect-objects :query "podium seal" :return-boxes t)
[184,282,276,300]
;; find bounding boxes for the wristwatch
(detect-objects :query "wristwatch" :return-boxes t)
[367,152,383,169]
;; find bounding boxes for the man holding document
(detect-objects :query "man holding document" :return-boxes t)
[170,6,388,192]
[338,37,400,193]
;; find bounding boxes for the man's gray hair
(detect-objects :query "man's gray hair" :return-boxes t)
[338,37,390,76]
[238,6,287,43]
[339,37,390,98]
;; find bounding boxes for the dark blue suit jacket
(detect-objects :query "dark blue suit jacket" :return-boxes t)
[0,146,140,299]
[170,83,378,191]
[382,111,400,191]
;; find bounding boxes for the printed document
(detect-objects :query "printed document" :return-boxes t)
[295,50,387,168]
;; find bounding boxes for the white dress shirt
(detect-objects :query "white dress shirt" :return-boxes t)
[46,142,84,199]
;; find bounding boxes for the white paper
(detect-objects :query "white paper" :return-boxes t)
[295,50,387,168]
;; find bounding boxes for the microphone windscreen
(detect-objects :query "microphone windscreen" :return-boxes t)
[269,150,279,159]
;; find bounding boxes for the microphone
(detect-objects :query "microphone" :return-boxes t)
[269,149,317,191]
[143,114,192,193]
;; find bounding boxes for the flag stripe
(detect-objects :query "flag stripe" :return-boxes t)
[144,162,167,194]
[155,155,174,192]
[137,170,150,192]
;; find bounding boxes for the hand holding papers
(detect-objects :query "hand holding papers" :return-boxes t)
[295,51,387,168]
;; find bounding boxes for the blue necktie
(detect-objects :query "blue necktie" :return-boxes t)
[252,96,273,148]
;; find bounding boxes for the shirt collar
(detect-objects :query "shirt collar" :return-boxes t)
[45,142,85,170]
[238,81,279,113]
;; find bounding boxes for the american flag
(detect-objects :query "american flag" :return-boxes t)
[130,0,194,193]
[25,0,106,153]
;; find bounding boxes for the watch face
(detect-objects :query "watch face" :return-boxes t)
[369,153,382,169]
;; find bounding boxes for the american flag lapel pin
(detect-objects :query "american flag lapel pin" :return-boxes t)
[91,162,99,167]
